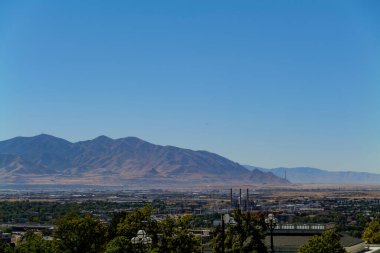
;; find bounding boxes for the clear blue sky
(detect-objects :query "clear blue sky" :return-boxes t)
[1,1,379,172]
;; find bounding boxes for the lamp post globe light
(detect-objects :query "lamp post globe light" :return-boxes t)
[265,214,277,253]
[131,230,152,252]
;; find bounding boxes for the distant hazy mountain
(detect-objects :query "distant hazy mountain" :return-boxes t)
[0,134,288,186]
[248,169,289,184]
[244,165,380,184]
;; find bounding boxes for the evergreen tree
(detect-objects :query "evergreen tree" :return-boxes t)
[211,209,268,253]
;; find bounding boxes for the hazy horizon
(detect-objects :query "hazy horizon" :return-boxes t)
[1,1,379,173]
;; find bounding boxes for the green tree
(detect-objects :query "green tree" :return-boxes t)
[297,230,346,253]
[363,219,380,244]
[212,210,268,253]
[0,241,14,253]
[117,205,159,246]
[54,212,106,253]
[15,230,56,253]
[116,206,199,253]
[158,215,200,253]
[108,212,127,241]
[230,209,267,253]
[104,236,132,253]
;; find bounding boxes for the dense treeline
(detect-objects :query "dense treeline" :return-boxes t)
[0,206,272,253]
[1,205,201,253]
[1,204,379,252]
[0,201,146,224]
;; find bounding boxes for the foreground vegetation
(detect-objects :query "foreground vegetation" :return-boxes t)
[0,201,145,224]
[297,230,346,253]
[1,203,380,253]
[0,206,271,253]
[1,205,199,253]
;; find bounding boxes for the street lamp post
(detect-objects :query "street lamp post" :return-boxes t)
[131,230,152,253]
[265,214,277,253]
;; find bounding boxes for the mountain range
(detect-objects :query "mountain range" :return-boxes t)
[244,165,380,184]
[0,134,288,187]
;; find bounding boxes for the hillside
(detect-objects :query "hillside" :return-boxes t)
[0,134,288,187]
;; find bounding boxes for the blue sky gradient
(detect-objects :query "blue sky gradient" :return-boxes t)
[1,1,379,172]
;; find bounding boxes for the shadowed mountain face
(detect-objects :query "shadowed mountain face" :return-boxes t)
[0,134,288,186]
